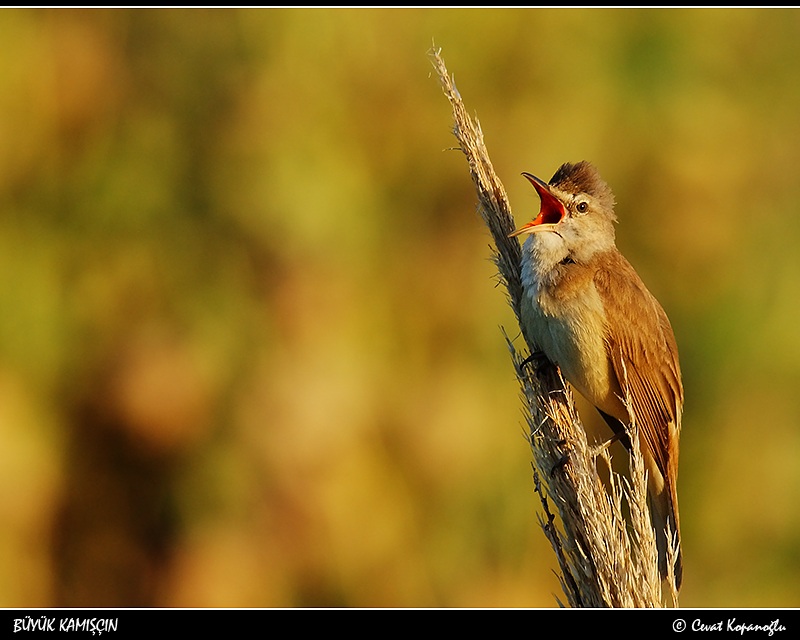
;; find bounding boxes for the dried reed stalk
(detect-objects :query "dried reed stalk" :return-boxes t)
[430,47,678,608]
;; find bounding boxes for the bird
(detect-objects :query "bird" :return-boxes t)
[509,161,683,590]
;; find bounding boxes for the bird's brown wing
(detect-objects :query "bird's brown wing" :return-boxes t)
[593,252,683,482]
[595,251,684,588]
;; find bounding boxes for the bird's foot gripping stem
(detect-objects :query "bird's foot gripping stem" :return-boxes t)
[588,428,630,458]
[549,439,569,476]
[520,350,550,371]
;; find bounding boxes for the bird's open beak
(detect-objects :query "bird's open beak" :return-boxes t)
[509,172,567,237]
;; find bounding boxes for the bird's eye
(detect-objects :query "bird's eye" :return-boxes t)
[575,201,589,214]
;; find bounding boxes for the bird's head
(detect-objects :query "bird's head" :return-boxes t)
[510,161,617,263]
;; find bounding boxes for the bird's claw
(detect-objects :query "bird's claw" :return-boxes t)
[520,350,550,371]
[550,453,569,476]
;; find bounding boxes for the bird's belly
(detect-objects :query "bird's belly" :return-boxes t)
[521,284,622,417]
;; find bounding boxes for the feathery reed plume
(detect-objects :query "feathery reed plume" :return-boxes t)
[430,47,679,608]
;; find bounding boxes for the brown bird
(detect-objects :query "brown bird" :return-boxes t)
[510,161,683,589]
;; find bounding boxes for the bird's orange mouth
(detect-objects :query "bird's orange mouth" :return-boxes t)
[509,172,567,237]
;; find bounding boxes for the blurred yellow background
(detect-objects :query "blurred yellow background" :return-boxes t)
[1,7,799,608]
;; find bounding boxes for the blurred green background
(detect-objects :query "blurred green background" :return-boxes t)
[1,7,799,608]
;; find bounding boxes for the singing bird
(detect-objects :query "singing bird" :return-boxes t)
[510,161,683,589]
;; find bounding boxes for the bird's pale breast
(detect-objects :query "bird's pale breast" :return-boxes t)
[520,247,624,420]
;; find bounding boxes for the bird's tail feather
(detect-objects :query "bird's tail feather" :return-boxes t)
[651,484,682,591]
